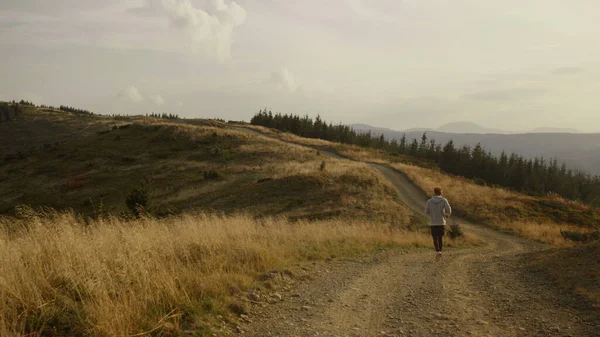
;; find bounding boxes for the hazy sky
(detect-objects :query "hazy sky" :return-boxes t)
[1,0,599,132]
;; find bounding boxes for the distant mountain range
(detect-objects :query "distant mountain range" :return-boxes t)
[437,122,506,134]
[350,123,600,175]
[352,122,582,135]
[529,127,582,133]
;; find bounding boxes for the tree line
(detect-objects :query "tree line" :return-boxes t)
[146,113,180,119]
[38,104,94,115]
[251,109,600,206]
[3,99,182,120]
[0,102,23,123]
[18,100,35,106]
[58,105,94,115]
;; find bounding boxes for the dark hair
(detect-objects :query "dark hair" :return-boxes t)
[434,187,442,196]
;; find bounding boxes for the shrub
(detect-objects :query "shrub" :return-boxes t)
[320,160,326,171]
[448,223,464,239]
[473,178,486,186]
[209,145,233,160]
[203,170,224,181]
[126,184,150,217]
[121,156,135,163]
[61,175,87,192]
[560,230,600,243]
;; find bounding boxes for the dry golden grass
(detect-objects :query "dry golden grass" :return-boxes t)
[390,162,597,247]
[501,221,583,247]
[391,161,518,220]
[0,209,441,336]
[335,147,387,164]
[391,162,516,205]
[241,124,389,163]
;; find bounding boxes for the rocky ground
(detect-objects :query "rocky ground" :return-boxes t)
[231,222,598,337]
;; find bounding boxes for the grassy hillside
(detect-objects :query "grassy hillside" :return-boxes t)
[1,106,459,336]
[1,107,414,224]
[243,123,600,243]
[392,162,600,245]
[0,104,115,155]
[250,112,600,207]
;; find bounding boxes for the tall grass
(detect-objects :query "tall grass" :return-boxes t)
[0,210,437,336]
[502,221,586,247]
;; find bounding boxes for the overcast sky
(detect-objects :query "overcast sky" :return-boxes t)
[1,0,599,132]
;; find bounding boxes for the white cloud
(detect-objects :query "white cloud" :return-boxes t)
[346,0,394,23]
[461,88,549,102]
[552,66,582,76]
[268,68,299,93]
[149,94,165,105]
[133,0,247,61]
[117,86,144,103]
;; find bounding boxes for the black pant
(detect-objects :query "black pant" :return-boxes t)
[431,226,445,252]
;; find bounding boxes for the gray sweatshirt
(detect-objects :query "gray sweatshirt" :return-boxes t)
[425,196,452,226]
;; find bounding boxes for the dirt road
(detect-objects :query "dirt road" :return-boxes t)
[231,127,599,337]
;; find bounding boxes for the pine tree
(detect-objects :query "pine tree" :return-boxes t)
[440,140,457,173]
[408,139,419,156]
[418,133,428,157]
[399,134,407,154]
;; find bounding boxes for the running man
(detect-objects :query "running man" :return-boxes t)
[425,187,452,259]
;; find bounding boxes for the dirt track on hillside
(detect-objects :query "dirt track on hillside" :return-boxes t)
[230,127,599,337]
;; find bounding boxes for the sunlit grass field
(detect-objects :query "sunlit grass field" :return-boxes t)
[0,209,479,336]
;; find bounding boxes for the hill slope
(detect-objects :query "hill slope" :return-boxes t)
[0,107,417,224]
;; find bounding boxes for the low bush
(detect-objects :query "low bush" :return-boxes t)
[560,230,600,243]
[449,223,464,239]
[126,183,150,217]
[203,170,224,181]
